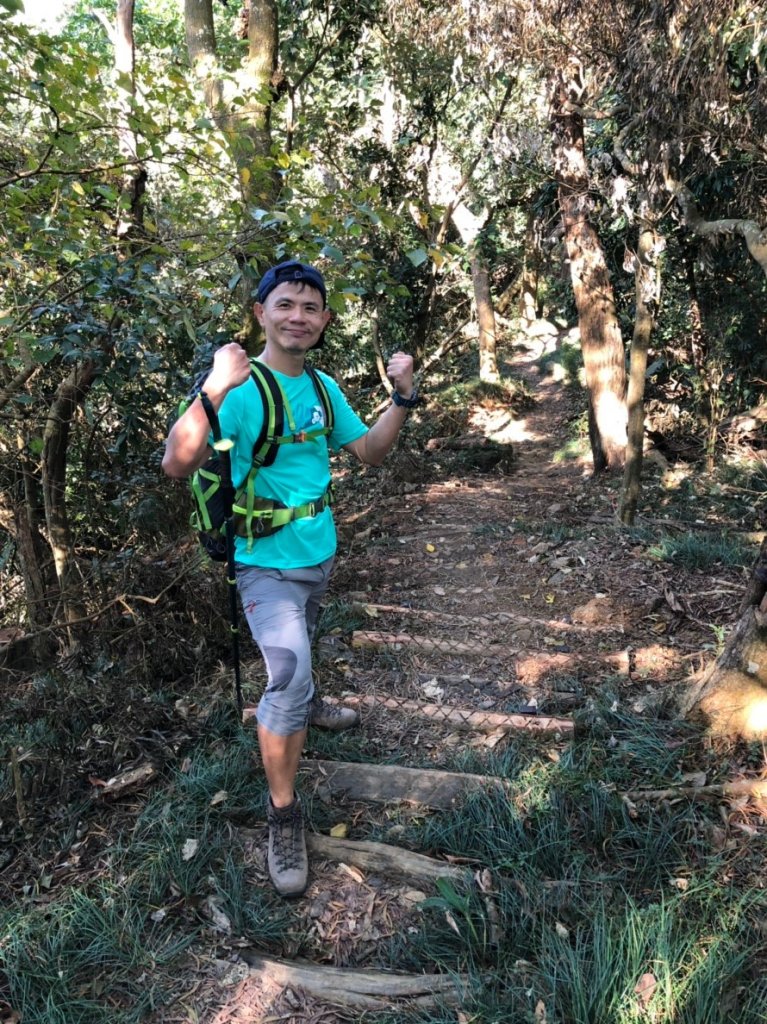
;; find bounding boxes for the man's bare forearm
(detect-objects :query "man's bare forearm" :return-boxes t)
[161,342,252,479]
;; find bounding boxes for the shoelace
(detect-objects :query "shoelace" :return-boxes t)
[271,805,304,870]
[313,699,349,719]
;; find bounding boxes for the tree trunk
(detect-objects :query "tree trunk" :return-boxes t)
[41,362,99,623]
[185,0,277,200]
[683,248,723,473]
[620,216,661,525]
[471,252,500,383]
[520,209,540,324]
[681,538,767,738]
[451,202,499,383]
[115,0,146,236]
[13,454,57,628]
[551,71,627,473]
[184,0,279,347]
[185,0,225,114]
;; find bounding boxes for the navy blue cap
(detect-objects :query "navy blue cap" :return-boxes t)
[256,260,327,307]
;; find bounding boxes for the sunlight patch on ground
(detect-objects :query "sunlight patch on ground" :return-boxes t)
[745,695,767,735]
[469,406,539,444]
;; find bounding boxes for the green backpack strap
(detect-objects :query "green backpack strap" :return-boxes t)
[248,361,284,468]
[249,360,334,453]
[235,361,335,550]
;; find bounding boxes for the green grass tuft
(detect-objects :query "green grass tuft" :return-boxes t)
[0,883,192,1024]
[648,532,750,570]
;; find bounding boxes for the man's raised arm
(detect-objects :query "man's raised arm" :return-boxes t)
[162,342,252,479]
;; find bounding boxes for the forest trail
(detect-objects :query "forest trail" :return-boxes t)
[165,338,743,1023]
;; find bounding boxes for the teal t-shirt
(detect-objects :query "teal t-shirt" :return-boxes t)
[216,364,367,568]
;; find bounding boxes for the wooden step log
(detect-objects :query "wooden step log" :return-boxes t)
[352,629,518,658]
[305,833,469,885]
[350,599,616,634]
[351,629,631,675]
[300,758,506,811]
[335,693,574,736]
[238,828,470,886]
[237,953,467,1010]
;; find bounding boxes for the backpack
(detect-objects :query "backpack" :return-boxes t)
[181,359,335,561]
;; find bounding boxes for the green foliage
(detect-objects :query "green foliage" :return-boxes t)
[0,882,191,1023]
[0,723,292,1022]
[648,532,750,571]
[368,691,767,1023]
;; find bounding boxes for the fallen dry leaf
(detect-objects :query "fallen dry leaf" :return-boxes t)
[204,895,232,934]
[680,771,706,788]
[664,586,685,613]
[338,862,365,884]
[330,822,349,838]
[635,971,657,1007]
[475,868,494,893]
[401,889,428,906]
[445,910,461,935]
[181,839,199,861]
[535,999,547,1023]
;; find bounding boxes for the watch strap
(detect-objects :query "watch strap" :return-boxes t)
[392,388,419,409]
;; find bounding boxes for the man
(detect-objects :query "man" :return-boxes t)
[162,260,418,896]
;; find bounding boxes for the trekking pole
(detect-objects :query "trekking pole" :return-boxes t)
[197,382,244,718]
[214,437,244,717]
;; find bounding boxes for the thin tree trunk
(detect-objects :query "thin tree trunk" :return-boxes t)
[41,362,99,623]
[520,209,540,324]
[551,71,627,472]
[452,202,499,383]
[115,0,146,236]
[184,0,279,347]
[620,216,661,524]
[471,251,500,383]
[12,454,57,628]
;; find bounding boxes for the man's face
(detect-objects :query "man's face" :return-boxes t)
[254,282,331,355]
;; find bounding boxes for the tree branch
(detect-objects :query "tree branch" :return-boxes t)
[664,173,767,278]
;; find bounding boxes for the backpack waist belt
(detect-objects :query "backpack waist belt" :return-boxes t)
[232,484,333,550]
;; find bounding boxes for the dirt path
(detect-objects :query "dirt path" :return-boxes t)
[178,342,746,1022]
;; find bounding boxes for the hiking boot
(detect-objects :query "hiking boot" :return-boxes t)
[266,795,308,897]
[309,696,360,732]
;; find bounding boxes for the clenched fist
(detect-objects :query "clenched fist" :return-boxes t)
[387,351,415,398]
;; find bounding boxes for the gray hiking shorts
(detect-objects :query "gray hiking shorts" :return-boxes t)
[236,557,334,736]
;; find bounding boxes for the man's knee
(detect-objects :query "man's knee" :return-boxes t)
[261,646,297,693]
[257,681,314,735]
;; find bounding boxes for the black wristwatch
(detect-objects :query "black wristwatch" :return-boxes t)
[392,388,419,409]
